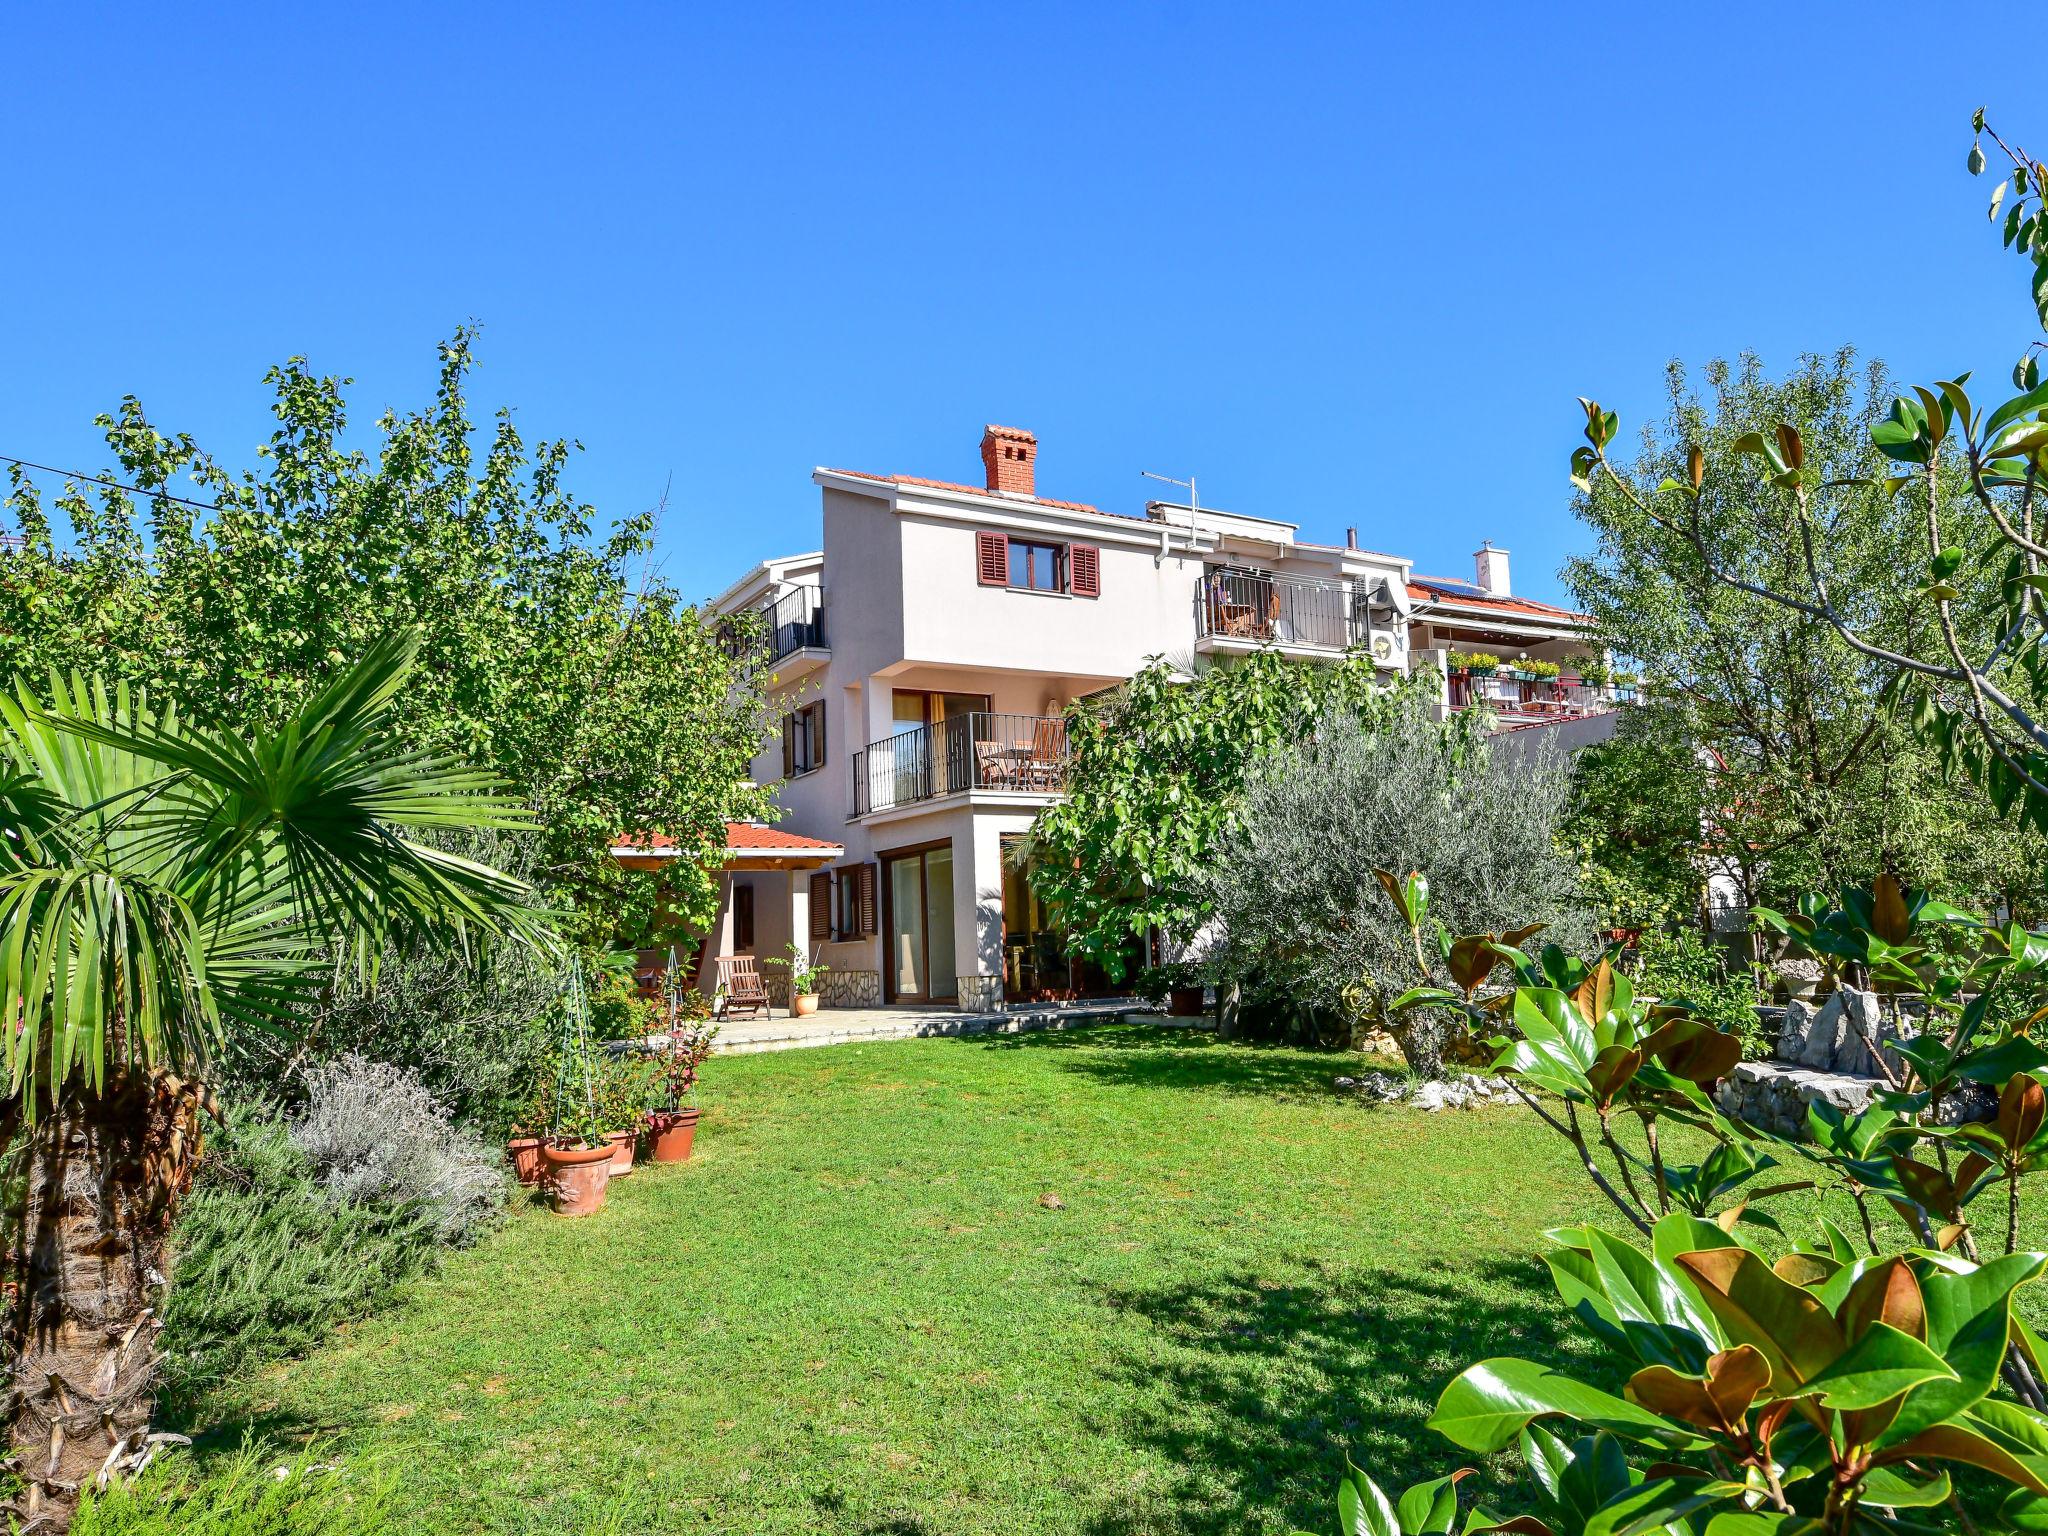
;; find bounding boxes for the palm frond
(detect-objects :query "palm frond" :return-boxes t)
[0,630,559,1115]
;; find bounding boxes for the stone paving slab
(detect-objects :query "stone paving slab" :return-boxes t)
[711,1001,1182,1054]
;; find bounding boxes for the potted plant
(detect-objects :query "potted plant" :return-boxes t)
[645,1013,719,1163]
[591,1051,651,1177]
[504,1130,545,1187]
[505,1069,557,1186]
[768,943,829,1017]
[1447,649,1499,677]
[541,1105,616,1216]
[1136,961,1206,1017]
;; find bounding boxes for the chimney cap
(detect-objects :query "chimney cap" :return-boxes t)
[981,424,1036,444]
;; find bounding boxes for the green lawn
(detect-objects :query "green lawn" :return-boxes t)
[169,1026,1814,1532]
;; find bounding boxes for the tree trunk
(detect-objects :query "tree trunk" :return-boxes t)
[1390,1014,1449,1080]
[5,1072,205,1532]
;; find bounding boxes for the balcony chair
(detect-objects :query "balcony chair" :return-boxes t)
[1018,718,1067,792]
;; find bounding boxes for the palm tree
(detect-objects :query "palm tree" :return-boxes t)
[0,632,551,1530]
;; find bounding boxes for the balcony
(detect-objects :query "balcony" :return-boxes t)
[851,713,1069,818]
[1194,569,1370,655]
[723,586,827,679]
[1448,669,1638,723]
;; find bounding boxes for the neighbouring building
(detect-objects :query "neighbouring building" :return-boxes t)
[622,425,1621,1012]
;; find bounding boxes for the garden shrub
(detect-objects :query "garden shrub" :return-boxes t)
[214,830,562,1135]
[1204,695,1593,1074]
[290,1055,508,1246]
[72,1444,393,1535]
[1627,924,1764,1054]
[160,1111,447,1404]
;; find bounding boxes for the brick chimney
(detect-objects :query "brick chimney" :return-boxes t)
[980,425,1036,497]
[1474,541,1511,596]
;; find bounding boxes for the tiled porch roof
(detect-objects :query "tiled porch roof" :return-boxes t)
[1407,577,1587,624]
[611,822,845,863]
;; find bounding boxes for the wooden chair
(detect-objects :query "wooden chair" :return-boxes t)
[975,739,1019,789]
[714,955,771,1020]
[1019,718,1067,791]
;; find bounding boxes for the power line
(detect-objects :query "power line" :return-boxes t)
[0,454,229,515]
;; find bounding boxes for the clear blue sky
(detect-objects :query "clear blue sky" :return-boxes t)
[2,3,2041,608]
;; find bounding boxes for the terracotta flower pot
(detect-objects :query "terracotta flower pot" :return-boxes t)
[505,1135,545,1187]
[1167,986,1207,1017]
[792,993,821,1017]
[541,1142,613,1216]
[645,1107,701,1163]
[605,1129,637,1176]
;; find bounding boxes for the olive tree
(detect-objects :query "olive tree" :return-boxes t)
[1201,694,1593,1076]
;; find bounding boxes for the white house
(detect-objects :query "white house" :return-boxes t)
[632,425,1610,1013]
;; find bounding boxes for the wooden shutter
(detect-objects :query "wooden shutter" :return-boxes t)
[808,872,831,938]
[1069,543,1100,598]
[782,712,796,778]
[856,862,878,936]
[976,530,1009,586]
[811,701,826,766]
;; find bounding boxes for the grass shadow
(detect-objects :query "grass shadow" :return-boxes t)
[1080,1254,1596,1535]
[964,1023,1350,1100]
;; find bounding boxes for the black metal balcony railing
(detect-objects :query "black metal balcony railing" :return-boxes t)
[851,712,1069,817]
[719,586,825,669]
[1194,569,1366,651]
[763,585,825,663]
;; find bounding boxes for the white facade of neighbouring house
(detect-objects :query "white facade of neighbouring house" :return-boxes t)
[651,424,1614,1013]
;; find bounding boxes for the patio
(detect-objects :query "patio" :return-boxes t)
[710,997,1175,1053]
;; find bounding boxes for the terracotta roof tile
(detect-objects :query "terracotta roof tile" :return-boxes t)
[1408,578,1587,623]
[615,822,845,854]
[825,468,1136,518]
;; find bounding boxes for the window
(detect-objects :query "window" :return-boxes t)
[782,700,826,777]
[824,863,876,940]
[892,689,989,731]
[974,530,1099,596]
[1009,540,1065,592]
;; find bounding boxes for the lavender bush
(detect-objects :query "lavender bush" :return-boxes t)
[291,1055,508,1246]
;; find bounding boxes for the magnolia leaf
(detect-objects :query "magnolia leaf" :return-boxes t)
[1674,1247,1846,1391]
[1858,1465,1952,1510]
[1394,1469,1472,1536]
[1426,1358,1699,1454]
[1337,1462,1401,1536]
[1801,1321,1957,1411]
[1873,1422,2048,1495]
[1885,1252,2048,1440]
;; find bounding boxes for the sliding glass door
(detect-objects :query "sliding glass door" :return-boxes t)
[883,842,956,1003]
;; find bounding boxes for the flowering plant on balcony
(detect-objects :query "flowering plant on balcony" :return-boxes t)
[1522,658,1562,679]
[1446,650,1499,675]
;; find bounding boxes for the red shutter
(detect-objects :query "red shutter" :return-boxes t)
[1069,543,1100,598]
[976,530,1009,586]
[809,872,831,938]
[857,862,878,936]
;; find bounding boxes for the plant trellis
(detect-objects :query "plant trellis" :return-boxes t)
[552,957,598,1135]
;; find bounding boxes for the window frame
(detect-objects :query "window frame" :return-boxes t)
[1007,539,1068,593]
[783,699,827,779]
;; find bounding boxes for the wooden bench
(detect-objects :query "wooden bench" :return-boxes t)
[714,955,771,1020]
